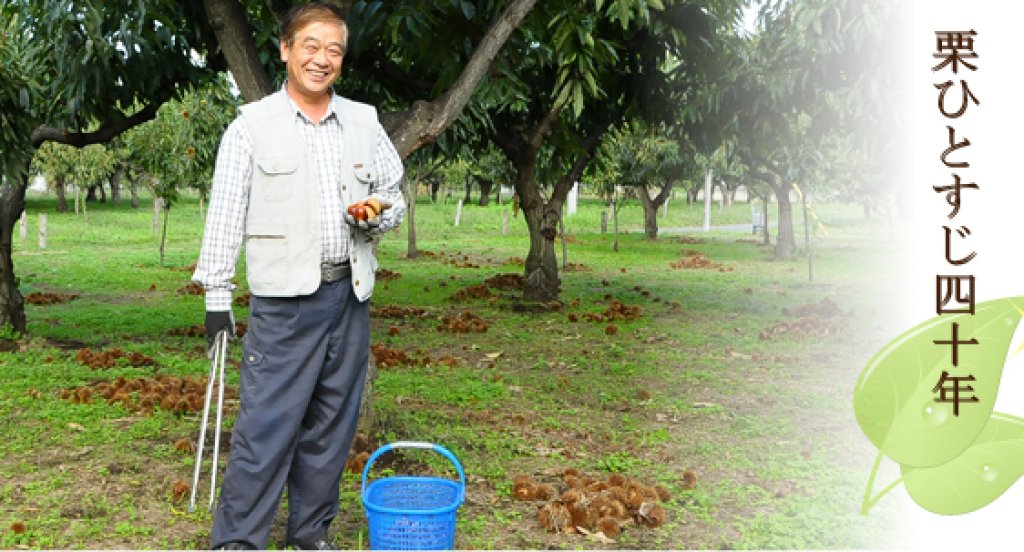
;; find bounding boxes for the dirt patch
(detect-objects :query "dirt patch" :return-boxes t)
[438,311,489,333]
[45,337,91,350]
[784,297,848,318]
[168,325,206,338]
[370,343,461,370]
[177,282,204,296]
[24,292,79,305]
[670,252,732,272]
[450,283,492,301]
[484,273,523,291]
[758,316,845,340]
[372,305,430,319]
[167,321,247,339]
[417,250,484,269]
[584,299,642,323]
[508,301,563,313]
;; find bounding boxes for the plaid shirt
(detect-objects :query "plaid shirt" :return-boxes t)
[193,91,405,311]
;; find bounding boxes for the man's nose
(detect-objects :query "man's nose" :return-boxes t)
[312,46,329,65]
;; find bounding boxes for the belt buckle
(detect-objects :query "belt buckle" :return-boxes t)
[321,262,349,283]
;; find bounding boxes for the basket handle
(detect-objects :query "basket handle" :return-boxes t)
[361,441,466,495]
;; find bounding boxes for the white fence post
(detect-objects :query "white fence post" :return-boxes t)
[39,213,47,249]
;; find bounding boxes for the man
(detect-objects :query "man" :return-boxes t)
[191,3,405,549]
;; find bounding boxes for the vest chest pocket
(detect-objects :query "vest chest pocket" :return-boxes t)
[352,164,376,196]
[255,157,299,201]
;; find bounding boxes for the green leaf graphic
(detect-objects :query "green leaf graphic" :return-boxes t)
[854,297,1023,468]
[902,412,1024,515]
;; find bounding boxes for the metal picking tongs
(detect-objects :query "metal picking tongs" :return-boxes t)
[188,329,229,513]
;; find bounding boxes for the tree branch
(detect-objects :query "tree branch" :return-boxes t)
[386,0,538,158]
[30,100,167,149]
[550,97,628,206]
[653,180,674,205]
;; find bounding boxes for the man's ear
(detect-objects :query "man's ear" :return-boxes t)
[279,40,289,63]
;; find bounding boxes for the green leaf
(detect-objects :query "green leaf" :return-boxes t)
[853,297,1024,468]
[902,412,1024,515]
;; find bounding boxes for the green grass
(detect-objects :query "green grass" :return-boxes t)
[0,189,913,549]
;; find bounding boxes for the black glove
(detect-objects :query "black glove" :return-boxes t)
[205,310,235,358]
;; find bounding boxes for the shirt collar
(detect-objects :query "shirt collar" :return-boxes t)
[280,82,338,124]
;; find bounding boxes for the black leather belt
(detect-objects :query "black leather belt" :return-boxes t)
[321,261,351,283]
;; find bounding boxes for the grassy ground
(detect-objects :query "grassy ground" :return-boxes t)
[0,191,912,549]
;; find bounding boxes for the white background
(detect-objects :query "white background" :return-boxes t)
[899,2,1024,549]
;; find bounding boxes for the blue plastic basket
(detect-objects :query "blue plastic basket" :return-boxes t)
[361,442,465,550]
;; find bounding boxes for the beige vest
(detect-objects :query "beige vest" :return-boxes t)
[240,90,380,301]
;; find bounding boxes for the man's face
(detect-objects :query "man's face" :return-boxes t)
[280,20,346,99]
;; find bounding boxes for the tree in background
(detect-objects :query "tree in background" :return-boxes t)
[487,0,741,301]
[594,121,683,239]
[714,0,894,259]
[118,79,237,264]
[1,0,537,332]
[31,143,116,215]
[2,0,217,331]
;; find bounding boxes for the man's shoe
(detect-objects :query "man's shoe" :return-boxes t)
[214,542,254,550]
[297,538,337,550]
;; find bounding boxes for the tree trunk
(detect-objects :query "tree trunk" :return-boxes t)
[762,196,770,245]
[406,169,418,259]
[722,181,735,208]
[0,175,28,333]
[478,178,493,207]
[355,356,378,436]
[430,180,440,203]
[130,180,139,209]
[702,168,713,231]
[638,184,659,239]
[159,204,170,266]
[55,179,68,213]
[686,186,698,204]
[202,0,274,102]
[638,181,672,240]
[774,182,796,259]
[612,199,619,252]
[463,174,472,205]
[86,185,98,202]
[111,170,122,203]
[522,202,560,302]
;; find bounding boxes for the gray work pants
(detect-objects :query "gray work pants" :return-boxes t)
[210,278,369,549]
